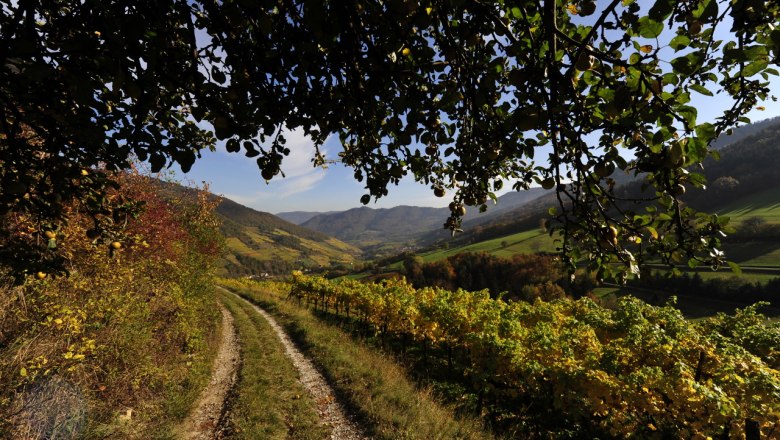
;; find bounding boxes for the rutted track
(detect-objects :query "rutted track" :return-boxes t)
[217,287,368,440]
[179,303,240,439]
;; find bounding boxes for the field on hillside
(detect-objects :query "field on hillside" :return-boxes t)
[222,223,359,276]
[415,189,780,272]
[714,186,780,268]
[718,185,780,224]
[418,229,556,262]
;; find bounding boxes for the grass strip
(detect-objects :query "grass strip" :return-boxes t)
[220,292,327,440]
[225,284,493,440]
[155,308,222,438]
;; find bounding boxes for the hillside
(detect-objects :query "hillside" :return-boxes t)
[275,210,340,225]
[298,188,549,255]
[301,205,448,247]
[434,117,780,251]
[216,198,361,276]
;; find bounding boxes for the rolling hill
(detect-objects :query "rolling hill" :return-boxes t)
[416,118,780,277]
[430,116,780,252]
[152,179,361,276]
[215,198,361,277]
[300,205,448,255]
[275,210,340,225]
[297,188,550,256]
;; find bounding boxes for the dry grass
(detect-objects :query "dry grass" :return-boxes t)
[220,292,327,439]
[0,174,224,439]
[222,279,493,440]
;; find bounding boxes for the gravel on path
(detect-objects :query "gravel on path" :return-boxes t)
[178,302,240,439]
[219,287,368,440]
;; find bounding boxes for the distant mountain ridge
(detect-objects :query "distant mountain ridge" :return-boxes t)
[297,188,550,254]
[301,205,448,243]
[276,210,340,225]
[244,116,780,262]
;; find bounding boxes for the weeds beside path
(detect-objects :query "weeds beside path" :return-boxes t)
[177,303,240,439]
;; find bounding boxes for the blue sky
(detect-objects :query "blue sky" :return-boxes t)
[177,94,780,215]
[177,131,449,214]
[174,5,780,215]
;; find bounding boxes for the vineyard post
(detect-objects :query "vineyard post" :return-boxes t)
[745,419,760,440]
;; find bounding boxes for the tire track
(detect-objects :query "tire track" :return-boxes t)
[218,287,367,440]
[179,302,240,439]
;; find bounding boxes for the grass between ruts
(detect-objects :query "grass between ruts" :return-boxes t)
[221,282,493,440]
[219,291,328,440]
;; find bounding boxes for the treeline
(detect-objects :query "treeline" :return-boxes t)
[223,253,297,277]
[633,271,780,305]
[402,252,594,301]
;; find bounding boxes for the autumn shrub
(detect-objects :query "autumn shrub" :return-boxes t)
[0,171,223,438]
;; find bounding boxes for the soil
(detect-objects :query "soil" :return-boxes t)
[178,303,240,439]
[224,288,367,440]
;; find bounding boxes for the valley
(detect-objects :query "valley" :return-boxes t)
[5,4,780,439]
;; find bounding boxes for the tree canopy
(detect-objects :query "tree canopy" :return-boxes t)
[2,0,779,280]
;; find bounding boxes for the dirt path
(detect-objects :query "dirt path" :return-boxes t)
[178,303,240,439]
[220,287,368,440]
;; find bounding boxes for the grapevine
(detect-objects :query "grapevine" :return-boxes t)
[275,273,780,438]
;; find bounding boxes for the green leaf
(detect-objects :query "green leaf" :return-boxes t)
[637,17,663,39]
[690,83,713,96]
[741,59,768,78]
[727,261,742,276]
[662,72,679,86]
[646,226,658,240]
[648,0,676,21]
[669,35,690,51]
[678,105,698,130]
[694,0,719,20]
[695,122,715,141]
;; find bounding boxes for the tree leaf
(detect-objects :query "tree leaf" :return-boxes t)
[637,17,663,39]
[690,84,713,96]
[695,122,715,141]
[741,59,768,78]
[226,139,240,153]
[727,261,742,276]
[669,35,690,51]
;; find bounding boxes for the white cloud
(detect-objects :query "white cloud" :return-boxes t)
[213,127,329,210]
[275,168,327,197]
[279,128,326,179]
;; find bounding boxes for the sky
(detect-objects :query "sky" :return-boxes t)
[173,7,780,216]
[175,98,780,216]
